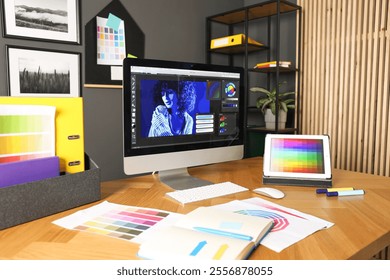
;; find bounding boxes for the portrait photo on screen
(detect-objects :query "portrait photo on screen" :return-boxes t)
[139,79,211,138]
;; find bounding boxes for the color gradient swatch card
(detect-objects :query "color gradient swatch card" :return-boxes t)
[52,201,181,244]
[96,15,126,65]
[0,104,55,164]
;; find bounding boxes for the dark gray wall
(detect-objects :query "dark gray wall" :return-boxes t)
[0,0,297,182]
[0,0,245,181]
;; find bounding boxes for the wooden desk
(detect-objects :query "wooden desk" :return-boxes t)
[1,157,390,260]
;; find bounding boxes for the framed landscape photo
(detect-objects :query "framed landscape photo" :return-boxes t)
[6,46,81,97]
[1,0,80,44]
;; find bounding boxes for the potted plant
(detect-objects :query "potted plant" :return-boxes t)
[250,82,295,129]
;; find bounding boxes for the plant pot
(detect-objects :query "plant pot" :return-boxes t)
[264,109,287,130]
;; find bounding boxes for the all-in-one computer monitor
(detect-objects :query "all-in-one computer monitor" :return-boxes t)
[122,58,244,190]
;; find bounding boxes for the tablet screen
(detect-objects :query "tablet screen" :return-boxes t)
[270,138,325,173]
[263,134,331,179]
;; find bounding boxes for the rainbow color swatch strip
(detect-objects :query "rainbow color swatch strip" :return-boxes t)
[74,206,170,241]
[0,105,55,164]
[270,138,325,174]
[236,209,289,232]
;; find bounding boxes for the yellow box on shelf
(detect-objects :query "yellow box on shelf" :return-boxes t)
[210,34,263,49]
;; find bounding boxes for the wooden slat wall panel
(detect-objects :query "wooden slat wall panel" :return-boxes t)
[298,0,390,176]
[384,2,390,177]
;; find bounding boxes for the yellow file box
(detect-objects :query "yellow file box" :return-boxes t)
[210,34,263,49]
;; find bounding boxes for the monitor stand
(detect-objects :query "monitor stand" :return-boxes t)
[158,168,212,191]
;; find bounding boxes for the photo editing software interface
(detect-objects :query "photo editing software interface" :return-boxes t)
[124,61,243,157]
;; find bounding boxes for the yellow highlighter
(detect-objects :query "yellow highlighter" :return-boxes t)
[316,187,354,194]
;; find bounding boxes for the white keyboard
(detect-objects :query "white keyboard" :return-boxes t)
[165,181,248,204]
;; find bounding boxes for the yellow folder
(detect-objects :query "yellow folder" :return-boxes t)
[210,34,263,49]
[0,97,85,173]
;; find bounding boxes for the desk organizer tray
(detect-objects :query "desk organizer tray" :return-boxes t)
[0,154,101,230]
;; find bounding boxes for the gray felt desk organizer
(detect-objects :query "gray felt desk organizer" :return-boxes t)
[0,154,101,230]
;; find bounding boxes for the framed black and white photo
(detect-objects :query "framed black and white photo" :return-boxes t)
[6,46,81,97]
[1,0,80,44]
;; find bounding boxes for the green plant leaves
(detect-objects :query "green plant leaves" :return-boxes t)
[250,84,295,115]
[249,87,271,95]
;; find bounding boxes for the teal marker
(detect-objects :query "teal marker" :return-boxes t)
[193,227,253,241]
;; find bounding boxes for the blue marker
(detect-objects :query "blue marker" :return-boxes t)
[193,227,253,241]
[326,189,365,197]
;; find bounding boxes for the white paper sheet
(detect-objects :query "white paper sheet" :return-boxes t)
[211,197,334,252]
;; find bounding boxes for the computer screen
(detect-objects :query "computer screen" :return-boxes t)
[122,58,244,190]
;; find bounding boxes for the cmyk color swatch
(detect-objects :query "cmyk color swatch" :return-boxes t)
[73,206,170,241]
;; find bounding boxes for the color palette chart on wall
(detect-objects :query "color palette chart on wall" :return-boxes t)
[0,105,55,164]
[53,201,174,243]
[270,138,325,174]
[96,15,126,66]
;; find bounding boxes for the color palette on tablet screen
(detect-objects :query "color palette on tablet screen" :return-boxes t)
[270,138,325,174]
[74,207,170,241]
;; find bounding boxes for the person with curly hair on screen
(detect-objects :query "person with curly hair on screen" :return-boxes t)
[148,80,196,137]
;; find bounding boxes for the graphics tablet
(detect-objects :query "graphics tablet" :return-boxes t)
[263,134,332,180]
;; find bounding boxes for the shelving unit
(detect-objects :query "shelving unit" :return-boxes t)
[206,0,301,157]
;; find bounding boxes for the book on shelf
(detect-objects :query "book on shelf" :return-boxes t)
[254,61,292,69]
[137,206,273,260]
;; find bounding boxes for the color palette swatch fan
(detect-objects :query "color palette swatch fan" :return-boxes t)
[262,134,332,187]
[0,105,55,164]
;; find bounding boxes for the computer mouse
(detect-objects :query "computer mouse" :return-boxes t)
[252,187,285,199]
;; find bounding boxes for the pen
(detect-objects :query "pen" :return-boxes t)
[326,189,365,197]
[316,187,354,194]
[193,226,253,241]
